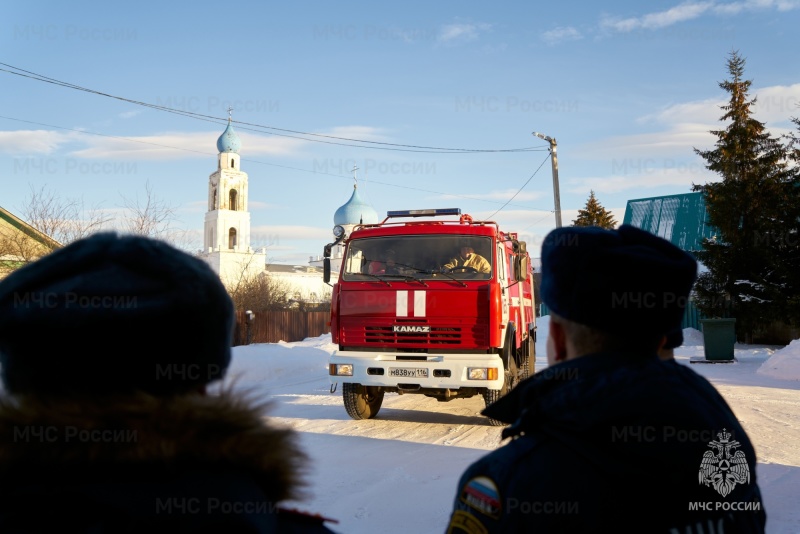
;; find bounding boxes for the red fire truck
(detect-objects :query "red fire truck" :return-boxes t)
[323,208,536,425]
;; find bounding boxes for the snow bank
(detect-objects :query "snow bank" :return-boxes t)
[756,338,800,381]
[682,327,704,346]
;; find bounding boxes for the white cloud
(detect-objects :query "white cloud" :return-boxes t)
[564,167,716,195]
[248,201,272,211]
[570,83,798,196]
[0,130,75,155]
[541,26,583,45]
[483,189,547,202]
[437,23,492,44]
[751,84,800,125]
[600,0,799,33]
[118,110,142,119]
[713,0,800,15]
[639,85,800,127]
[69,130,308,160]
[181,200,208,214]
[601,2,714,32]
[581,83,794,163]
[321,125,387,143]
[66,124,388,161]
[0,124,390,163]
[251,225,332,242]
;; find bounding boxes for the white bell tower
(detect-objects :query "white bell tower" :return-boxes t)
[200,108,266,286]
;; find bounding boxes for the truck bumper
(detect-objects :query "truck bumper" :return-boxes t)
[328,350,505,391]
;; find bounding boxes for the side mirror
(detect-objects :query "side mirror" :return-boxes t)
[512,240,528,282]
[323,231,345,286]
[515,256,529,282]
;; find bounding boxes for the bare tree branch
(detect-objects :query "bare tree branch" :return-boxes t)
[119,180,177,238]
[20,184,112,245]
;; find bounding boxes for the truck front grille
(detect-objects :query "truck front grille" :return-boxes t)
[364,325,461,345]
[339,318,489,348]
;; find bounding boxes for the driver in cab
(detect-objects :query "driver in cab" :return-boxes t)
[442,246,490,274]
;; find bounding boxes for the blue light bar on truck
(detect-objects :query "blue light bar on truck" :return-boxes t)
[386,208,461,218]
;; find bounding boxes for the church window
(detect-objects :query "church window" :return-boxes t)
[212,188,217,210]
[229,189,238,211]
[228,228,237,249]
[231,158,235,169]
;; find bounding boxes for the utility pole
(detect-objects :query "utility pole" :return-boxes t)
[532,132,562,228]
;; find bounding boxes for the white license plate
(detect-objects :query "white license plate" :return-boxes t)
[389,367,429,378]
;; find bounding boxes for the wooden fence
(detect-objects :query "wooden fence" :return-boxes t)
[233,310,331,345]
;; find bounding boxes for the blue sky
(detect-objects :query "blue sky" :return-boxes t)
[2,0,799,263]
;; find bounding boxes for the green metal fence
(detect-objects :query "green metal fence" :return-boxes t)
[622,192,716,253]
[536,193,715,333]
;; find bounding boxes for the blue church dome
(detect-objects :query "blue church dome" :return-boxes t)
[334,185,379,225]
[216,120,241,153]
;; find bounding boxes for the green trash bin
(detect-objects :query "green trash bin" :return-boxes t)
[700,318,736,361]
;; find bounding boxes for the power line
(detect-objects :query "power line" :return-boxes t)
[0,61,562,220]
[0,114,556,212]
[484,153,552,220]
[0,62,546,154]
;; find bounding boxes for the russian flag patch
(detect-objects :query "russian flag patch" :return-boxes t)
[459,476,501,519]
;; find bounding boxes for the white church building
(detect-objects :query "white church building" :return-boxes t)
[199,118,379,305]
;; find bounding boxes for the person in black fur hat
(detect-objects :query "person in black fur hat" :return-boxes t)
[446,224,766,533]
[0,233,338,533]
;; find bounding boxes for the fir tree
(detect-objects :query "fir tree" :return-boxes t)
[572,190,617,229]
[692,51,798,341]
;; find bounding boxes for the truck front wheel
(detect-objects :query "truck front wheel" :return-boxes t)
[482,359,517,426]
[343,383,385,420]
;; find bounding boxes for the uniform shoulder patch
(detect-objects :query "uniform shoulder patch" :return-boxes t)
[459,475,501,519]
[447,510,489,534]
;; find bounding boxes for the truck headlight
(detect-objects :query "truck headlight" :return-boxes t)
[468,367,498,380]
[330,363,353,376]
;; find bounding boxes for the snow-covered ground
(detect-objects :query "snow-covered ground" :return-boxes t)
[221,316,800,534]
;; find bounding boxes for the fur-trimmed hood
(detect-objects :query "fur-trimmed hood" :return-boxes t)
[0,390,306,504]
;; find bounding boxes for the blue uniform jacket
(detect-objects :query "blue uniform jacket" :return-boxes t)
[446,353,766,533]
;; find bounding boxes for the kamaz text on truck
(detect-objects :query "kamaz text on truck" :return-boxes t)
[322,208,536,425]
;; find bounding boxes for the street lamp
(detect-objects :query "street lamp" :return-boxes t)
[245,310,255,345]
[532,132,562,228]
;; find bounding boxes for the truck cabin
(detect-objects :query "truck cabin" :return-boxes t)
[342,235,494,281]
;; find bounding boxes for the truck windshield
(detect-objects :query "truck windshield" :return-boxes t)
[342,235,493,281]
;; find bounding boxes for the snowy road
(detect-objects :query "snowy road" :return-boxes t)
[224,321,800,534]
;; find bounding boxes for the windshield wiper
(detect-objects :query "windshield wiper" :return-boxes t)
[354,272,392,286]
[403,275,428,287]
[427,269,467,287]
[380,271,429,287]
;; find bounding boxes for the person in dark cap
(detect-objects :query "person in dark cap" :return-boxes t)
[445,224,765,533]
[0,232,338,533]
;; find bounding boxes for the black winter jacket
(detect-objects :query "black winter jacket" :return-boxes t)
[0,391,339,533]
[446,353,766,533]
